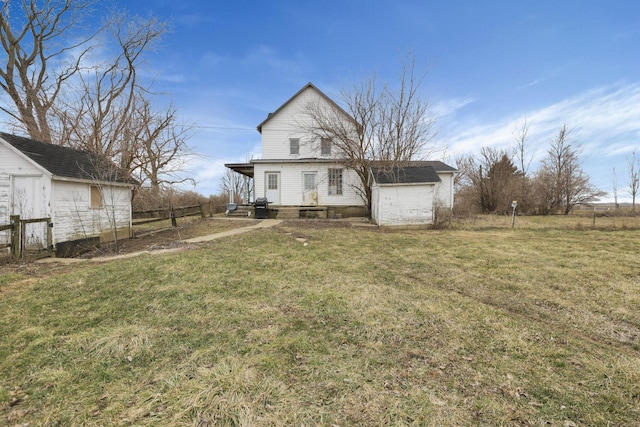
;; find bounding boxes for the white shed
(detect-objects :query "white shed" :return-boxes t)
[0,132,135,256]
[370,165,443,226]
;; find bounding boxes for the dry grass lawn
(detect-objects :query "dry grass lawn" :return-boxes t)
[1,215,639,426]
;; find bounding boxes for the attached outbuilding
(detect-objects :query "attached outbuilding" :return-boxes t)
[370,165,443,226]
[0,132,136,257]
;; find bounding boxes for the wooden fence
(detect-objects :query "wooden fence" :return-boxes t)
[0,215,53,260]
[132,203,215,226]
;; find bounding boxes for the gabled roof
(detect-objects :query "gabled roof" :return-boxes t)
[256,82,353,133]
[371,165,442,185]
[0,132,135,185]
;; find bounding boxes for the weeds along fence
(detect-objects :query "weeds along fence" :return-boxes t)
[132,203,216,227]
[0,215,53,260]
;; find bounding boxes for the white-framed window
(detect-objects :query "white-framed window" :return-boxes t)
[328,168,343,195]
[267,173,279,190]
[289,138,299,155]
[320,138,331,156]
[90,185,103,208]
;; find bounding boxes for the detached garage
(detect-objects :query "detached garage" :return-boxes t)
[370,166,442,226]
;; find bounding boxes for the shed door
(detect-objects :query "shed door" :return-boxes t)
[11,175,48,249]
[11,175,46,218]
[265,172,280,205]
[302,172,318,206]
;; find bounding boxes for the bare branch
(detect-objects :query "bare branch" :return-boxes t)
[304,54,438,211]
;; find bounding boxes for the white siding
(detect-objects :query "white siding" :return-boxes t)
[0,145,51,248]
[0,144,46,224]
[254,162,363,206]
[434,172,455,208]
[261,86,353,160]
[249,84,456,216]
[372,184,436,226]
[51,180,132,244]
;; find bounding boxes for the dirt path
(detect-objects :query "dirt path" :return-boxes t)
[37,219,282,264]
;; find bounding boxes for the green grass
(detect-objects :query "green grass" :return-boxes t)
[1,217,639,426]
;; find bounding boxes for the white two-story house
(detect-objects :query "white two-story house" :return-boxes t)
[225,82,456,224]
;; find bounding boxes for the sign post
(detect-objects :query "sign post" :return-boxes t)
[511,201,518,228]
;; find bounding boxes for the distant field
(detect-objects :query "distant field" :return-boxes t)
[1,216,639,425]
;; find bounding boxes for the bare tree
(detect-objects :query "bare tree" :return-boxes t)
[0,1,191,192]
[537,124,604,214]
[512,117,533,177]
[627,149,639,213]
[509,118,536,212]
[0,0,97,141]
[455,148,520,214]
[127,97,195,194]
[219,169,252,204]
[51,12,167,163]
[305,55,439,211]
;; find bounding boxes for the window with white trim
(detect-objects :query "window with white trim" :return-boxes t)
[328,168,343,195]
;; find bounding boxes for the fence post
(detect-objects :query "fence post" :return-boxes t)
[10,215,20,259]
[200,203,206,218]
[170,207,177,227]
[47,219,53,256]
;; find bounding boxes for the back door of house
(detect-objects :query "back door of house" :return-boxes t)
[302,172,318,206]
[265,172,280,205]
[11,175,48,249]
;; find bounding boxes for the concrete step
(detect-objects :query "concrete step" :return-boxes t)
[226,207,253,217]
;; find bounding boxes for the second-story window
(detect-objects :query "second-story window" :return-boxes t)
[320,138,331,156]
[289,138,299,155]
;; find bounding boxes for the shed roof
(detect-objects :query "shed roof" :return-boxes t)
[0,132,135,185]
[370,160,457,173]
[371,165,442,185]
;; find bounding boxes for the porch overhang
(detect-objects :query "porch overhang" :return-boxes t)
[224,162,254,205]
[224,162,254,178]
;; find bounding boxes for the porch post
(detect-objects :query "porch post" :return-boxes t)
[243,176,249,204]
[230,170,235,204]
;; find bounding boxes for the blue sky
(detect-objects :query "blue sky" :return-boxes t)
[121,0,640,201]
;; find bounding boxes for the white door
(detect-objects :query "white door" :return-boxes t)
[265,172,280,205]
[11,175,48,249]
[302,172,318,206]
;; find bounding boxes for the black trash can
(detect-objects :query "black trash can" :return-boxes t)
[254,197,269,219]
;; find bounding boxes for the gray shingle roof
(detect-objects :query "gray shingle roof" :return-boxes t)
[370,160,457,173]
[0,132,135,185]
[371,165,442,184]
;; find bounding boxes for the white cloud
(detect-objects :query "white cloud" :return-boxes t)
[516,79,542,90]
[432,96,475,118]
[441,81,640,201]
[444,81,640,159]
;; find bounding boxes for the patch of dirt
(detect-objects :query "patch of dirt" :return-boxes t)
[78,226,189,259]
[0,217,366,269]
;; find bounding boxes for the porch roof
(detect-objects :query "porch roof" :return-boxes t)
[225,162,254,178]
